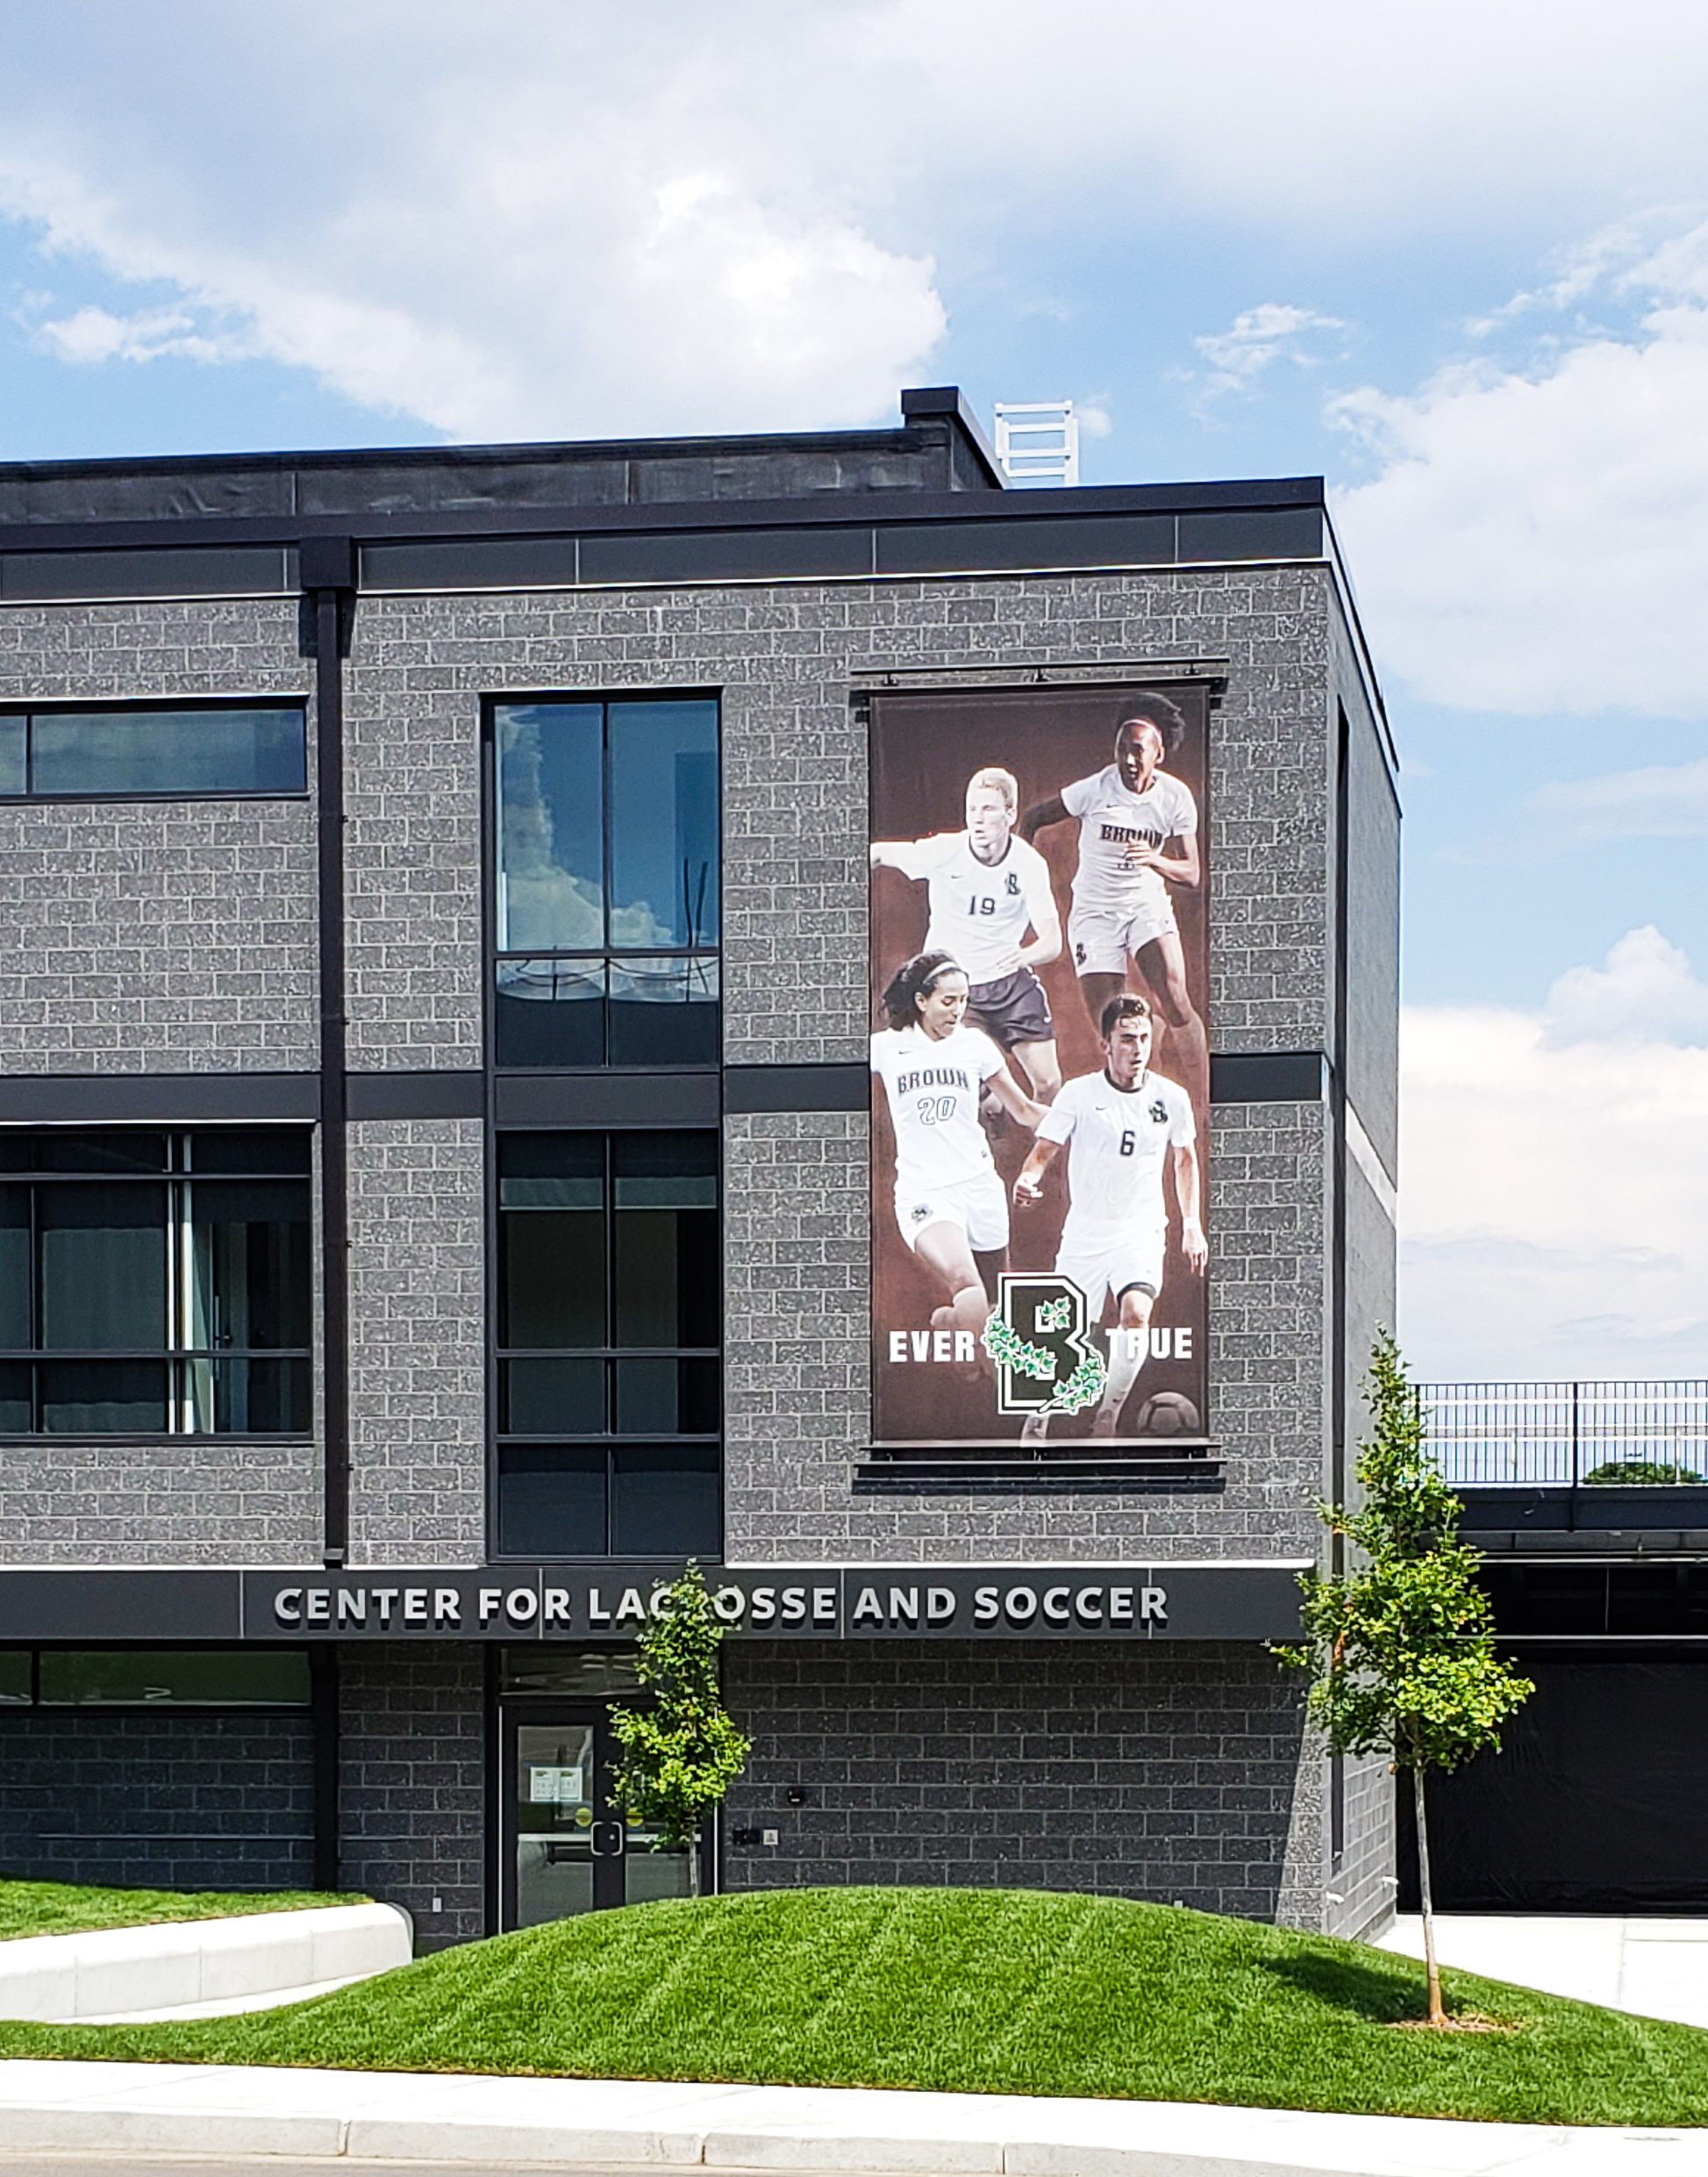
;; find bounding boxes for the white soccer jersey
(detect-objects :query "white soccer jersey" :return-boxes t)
[1036,1067,1195,1250]
[871,1023,1005,1194]
[882,832,1057,985]
[1060,765,1198,919]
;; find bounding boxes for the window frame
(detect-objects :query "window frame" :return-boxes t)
[0,1647,313,1709]
[489,1126,723,1563]
[0,1128,315,1443]
[483,691,722,1073]
[0,698,311,804]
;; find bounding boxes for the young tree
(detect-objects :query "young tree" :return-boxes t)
[607,1561,752,1897]
[1276,1333,1533,2026]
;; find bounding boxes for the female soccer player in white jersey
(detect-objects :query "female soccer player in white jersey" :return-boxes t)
[1012,993,1206,1438]
[871,949,1046,1345]
[1019,693,1207,1111]
[871,768,1064,1099]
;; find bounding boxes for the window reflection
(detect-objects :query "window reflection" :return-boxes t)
[491,698,718,1069]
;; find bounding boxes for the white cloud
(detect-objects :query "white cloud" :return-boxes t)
[1529,756,1708,841]
[1399,933,1708,1377]
[1542,927,1708,1048]
[1331,215,1708,716]
[8,4,1708,442]
[28,303,255,368]
[1193,304,1345,403]
[0,9,951,440]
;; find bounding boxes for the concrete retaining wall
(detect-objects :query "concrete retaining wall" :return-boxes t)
[0,1901,411,2022]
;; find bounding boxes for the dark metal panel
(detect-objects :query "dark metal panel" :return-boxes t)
[362,537,580,593]
[310,571,353,1567]
[875,513,1175,576]
[1151,1564,1306,1639]
[347,1071,485,1121]
[579,526,872,586]
[1208,1051,1326,1103]
[1,547,291,600]
[0,1073,320,1122]
[0,478,1330,557]
[1177,508,1325,562]
[495,1071,720,1128]
[723,1063,868,1114]
[0,1570,241,1639]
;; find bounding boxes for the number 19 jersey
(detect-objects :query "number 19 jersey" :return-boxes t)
[883,831,1056,985]
[871,1022,1004,1194]
[1035,1067,1195,1248]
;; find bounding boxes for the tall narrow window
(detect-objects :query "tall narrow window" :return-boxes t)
[0,1131,311,1436]
[492,697,719,1067]
[495,1131,719,1557]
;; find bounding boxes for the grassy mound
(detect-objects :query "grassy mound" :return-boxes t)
[2,1886,1707,2125]
[0,1879,355,1944]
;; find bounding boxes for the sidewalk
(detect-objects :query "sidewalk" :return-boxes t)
[1377,1915,1708,2029]
[0,2059,1701,2176]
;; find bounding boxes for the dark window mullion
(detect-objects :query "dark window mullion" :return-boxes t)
[600,701,613,956]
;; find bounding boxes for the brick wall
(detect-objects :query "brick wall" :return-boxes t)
[0,598,316,1074]
[0,1439,318,1565]
[0,1707,314,1890]
[337,1644,485,1951]
[724,1640,1320,1925]
[348,1119,486,1565]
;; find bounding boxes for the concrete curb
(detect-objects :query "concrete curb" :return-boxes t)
[0,1904,412,2022]
[0,2061,1703,2174]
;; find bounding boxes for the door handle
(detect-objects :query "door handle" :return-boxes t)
[590,1819,625,1858]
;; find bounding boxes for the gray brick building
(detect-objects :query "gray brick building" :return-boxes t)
[0,389,1397,1946]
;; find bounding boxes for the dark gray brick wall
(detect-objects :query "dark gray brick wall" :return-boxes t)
[344,663,483,1071]
[724,1100,1326,1563]
[0,598,316,1074]
[341,566,1339,1068]
[348,1119,485,1565]
[0,1439,318,1565]
[1332,1747,1397,1941]
[0,1707,314,1890]
[338,1644,484,1951]
[724,1640,1322,1926]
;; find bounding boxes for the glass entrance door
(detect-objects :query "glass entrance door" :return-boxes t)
[500,1701,703,1928]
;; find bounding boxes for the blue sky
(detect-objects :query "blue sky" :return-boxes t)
[3,0,1706,1379]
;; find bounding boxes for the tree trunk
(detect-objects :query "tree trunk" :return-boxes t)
[1411,1764,1446,2026]
[687,1826,701,1898]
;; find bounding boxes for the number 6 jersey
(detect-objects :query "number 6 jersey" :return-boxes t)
[1034,1066,1195,1246]
[870,1022,1006,1192]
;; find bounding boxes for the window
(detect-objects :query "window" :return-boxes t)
[0,1131,311,1436]
[0,704,306,798]
[495,1131,719,1557]
[492,697,719,1067]
[34,1651,310,1706]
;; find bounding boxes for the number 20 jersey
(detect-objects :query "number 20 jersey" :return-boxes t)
[871,1023,1005,1194]
[1035,1067,1195,1248]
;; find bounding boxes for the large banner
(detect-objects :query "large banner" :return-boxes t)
[869,684,1210,1452]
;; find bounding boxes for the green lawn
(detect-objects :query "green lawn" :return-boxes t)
[0,1879,355,1943]
[0,1885,1705,2127]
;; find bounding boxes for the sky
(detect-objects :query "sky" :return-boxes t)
[2,0,1706,1384]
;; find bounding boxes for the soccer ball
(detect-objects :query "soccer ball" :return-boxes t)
[1135,1391,1201,1436]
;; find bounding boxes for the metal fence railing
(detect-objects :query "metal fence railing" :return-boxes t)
[1418,1380,1708,1489]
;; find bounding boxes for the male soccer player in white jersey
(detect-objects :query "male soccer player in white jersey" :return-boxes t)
[872,768,1063,1099]
[1011,993,1205,1438]
[1020,693,1207,1112]
[872,949,1045,1348]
